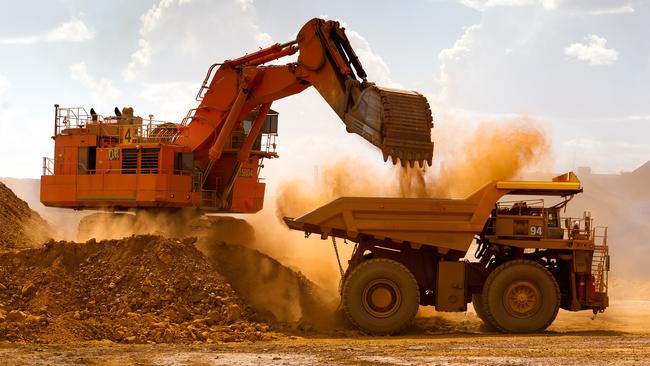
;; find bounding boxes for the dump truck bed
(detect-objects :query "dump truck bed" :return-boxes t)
[284,173,582,253]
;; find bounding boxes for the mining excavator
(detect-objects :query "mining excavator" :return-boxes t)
[40,18,433,214]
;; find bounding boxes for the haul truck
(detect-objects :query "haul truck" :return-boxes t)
[284,172,610,334]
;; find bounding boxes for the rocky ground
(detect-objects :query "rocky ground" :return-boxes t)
[0,307,648,365]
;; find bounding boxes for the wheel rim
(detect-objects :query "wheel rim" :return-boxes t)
[362,279,401,318]
[503,280,542,318]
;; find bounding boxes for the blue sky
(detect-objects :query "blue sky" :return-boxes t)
[0,0,648,185]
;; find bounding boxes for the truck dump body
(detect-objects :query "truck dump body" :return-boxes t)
[284,173,582,253]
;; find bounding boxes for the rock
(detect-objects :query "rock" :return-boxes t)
[25,314,45,326]
[297,321,314,332]
[6,310,28,322]
[21,282,36,297]
[0,283,6,291]
[196,331,209,341]
[223,335,239,342]
[255,323,269,332]
[162,328,175,343]
[207,310,221,322]
[151,321,168,329]
[124,335,137,344]
[225,304,242,324]
[73,311,82,320]
[191,317,210,327]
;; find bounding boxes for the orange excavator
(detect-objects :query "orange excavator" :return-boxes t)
[40,18,433,214]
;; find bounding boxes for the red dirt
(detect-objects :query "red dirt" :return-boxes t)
[0,181,51,250]
[0,235,278,344]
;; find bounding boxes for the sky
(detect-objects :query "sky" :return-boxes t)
[0,0,648,189]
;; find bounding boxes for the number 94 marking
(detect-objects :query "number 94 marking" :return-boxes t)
[529,225,543,236]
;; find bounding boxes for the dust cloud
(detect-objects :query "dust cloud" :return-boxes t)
[398,116,551,198]
[276,115,550,219]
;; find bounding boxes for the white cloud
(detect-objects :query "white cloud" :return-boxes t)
[459,0,558,11]
[44,19,95,42]
[124,39,152,81]
[565,34,618,66]
[236,0,254,11]
[0,106,46,177]
[438,24,481,63]
[69,62,120,103]
[560,138,650,173]
[346,30,398,87]
[255,32,274,47]
[137,82,197,120]
[0,19,95,45]
[625,115,650,121]
[0,35,40,45]
[124,0,183,81]
[590,4,635,15]
[435,24,482,103]
[459,0,635,14]
[0,75,10,97]
[123,0,263,82]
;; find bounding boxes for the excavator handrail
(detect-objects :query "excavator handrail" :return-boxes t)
[195,63,223,101]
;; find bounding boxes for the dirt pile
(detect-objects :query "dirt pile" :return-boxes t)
[0,235,276,344]
[0,181,52,249]
[198,241,340,328]
[77,212,339,327]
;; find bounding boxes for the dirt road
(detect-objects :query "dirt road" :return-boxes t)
[1,331,647,365]
[1,301,648,365]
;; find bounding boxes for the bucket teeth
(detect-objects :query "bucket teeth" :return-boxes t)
[383,153,432,169]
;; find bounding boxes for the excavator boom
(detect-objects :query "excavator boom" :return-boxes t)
[177,18,433,168]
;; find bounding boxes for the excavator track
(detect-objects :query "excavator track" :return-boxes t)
[344,86,434,167]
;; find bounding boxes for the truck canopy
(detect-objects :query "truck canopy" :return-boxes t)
[284,172,582,253]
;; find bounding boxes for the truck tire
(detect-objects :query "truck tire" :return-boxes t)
[481,259,560,333]
[471,294,496,330]
[342,258,419,335]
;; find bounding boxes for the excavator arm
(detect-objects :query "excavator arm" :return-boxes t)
[175,18,434,169]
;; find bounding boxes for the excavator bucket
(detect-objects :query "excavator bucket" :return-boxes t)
[344,86,434,167]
